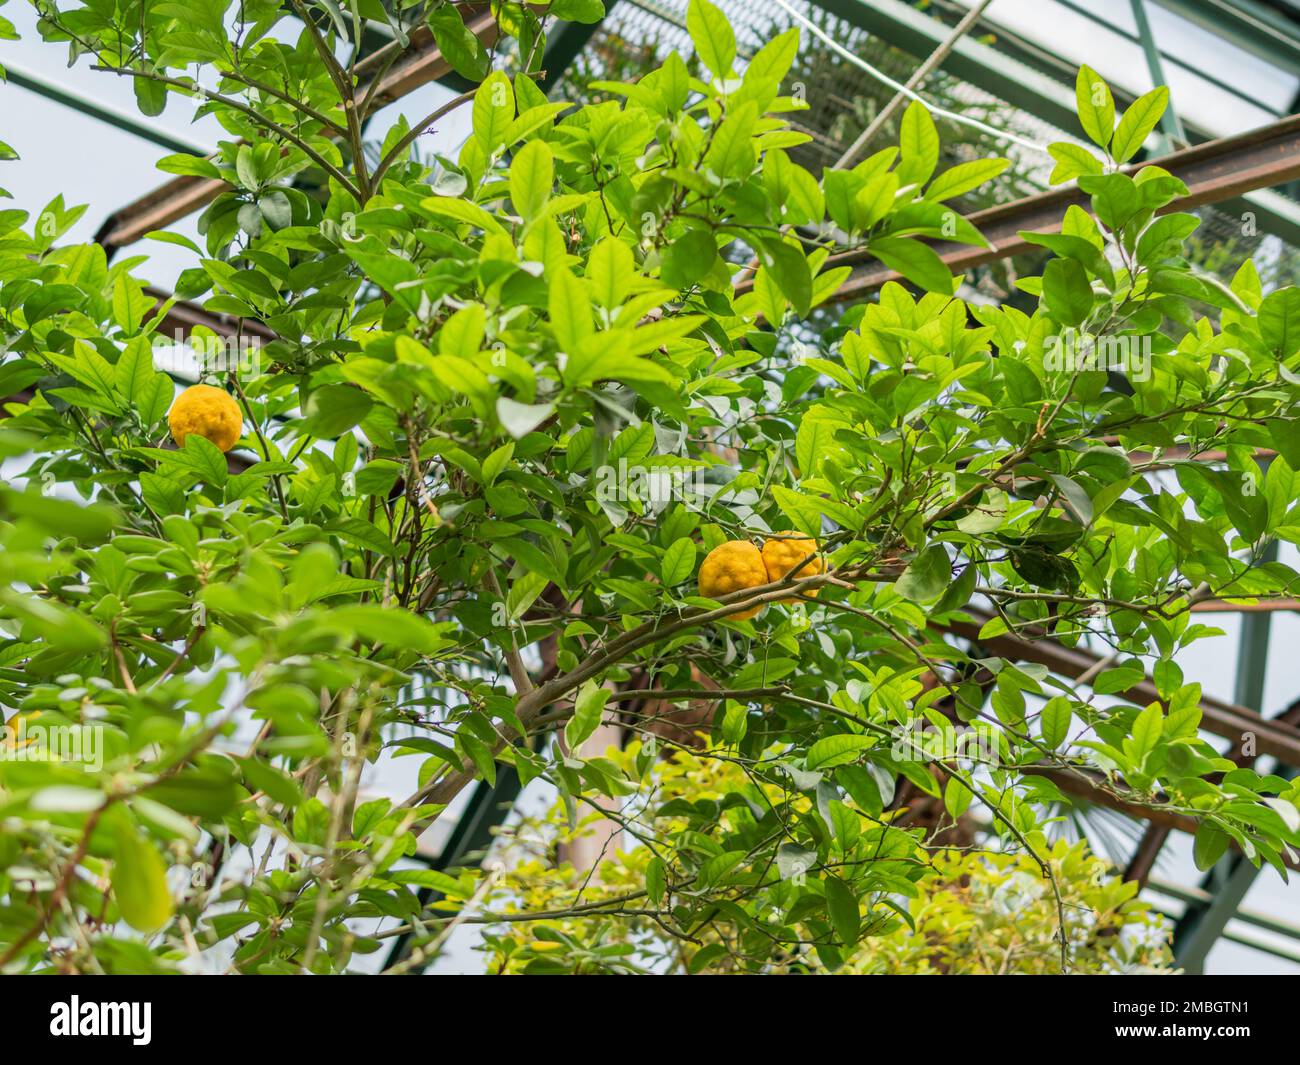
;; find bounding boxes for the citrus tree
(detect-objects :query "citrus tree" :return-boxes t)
[1,0,1299,974]
[475,743,1174,975]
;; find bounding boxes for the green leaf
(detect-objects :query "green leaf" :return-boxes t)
[777,843,817,881]
[1129,702,1164,761]
[427,5,491,82]
[806,733,873,770]
[1040,696,1073,749]
[1193,821,1230,871]
[181,434,229,486]
[662,228,718,290]
[661,537,696,587]
[303,384,373,437]
[896,544,951,602]
[896,101,939,188]
[1262,797,1300,835]
[686,0,736,79]
[551,0,605,22]
[550,267,593,352]
[770,485,824,538]
[327,605,449,654]
[868,237,953,294]
[1075,64,1114,149]
[473,71,515,153]
[1041,256,1094,327]
[497,397,555,438]
[955,488,1008,534]
[943,776,973,819]
[30,786,104,812]
[565,680,610,751]
[587,236,634,310]
[925,157,1009,202]
[646,855,667,905]
[134,73,168,117]
[1050,473,1093,525]
[1,488,118,543]
[459,732,496,787]
[507,571,549,620]
[1047,142,1104,185]
[1259,286,1300,359]
[509,138,553,220]
[112,826,174,933]
[824,875,860,945]
[1111,87,1169,163]
[157,152,223,180]
[238,756,304,807]
[755,237,811,317]
[115,337,161,405]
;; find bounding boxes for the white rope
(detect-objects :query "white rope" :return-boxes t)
[770,0,1053,156]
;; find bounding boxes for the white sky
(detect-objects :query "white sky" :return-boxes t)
[1,0,1298,974]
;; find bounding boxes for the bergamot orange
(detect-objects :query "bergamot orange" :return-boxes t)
[698,540,768,620]
[762,532,822,601]
[168,384,243,452]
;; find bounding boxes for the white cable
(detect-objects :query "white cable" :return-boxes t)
[770,0,1053,156]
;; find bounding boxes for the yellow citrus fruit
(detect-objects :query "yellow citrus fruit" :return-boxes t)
[2,709,40,749]
[168,384,243,452]
[698,540,768,620]
[762,532,822,602]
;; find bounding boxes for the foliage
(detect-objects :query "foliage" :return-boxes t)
[0,0,1298,975]
[478,744,1173,974]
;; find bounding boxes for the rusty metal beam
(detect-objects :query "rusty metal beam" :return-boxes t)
[93,9,499,253]
[146,285,276,343]
[1031,766,1300,873]
[1123,824,1172,885]
[943,607,1300,768]
[781,112,1300,303]
[1191,599,1300,613]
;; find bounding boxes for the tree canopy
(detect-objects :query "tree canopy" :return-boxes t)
[1,0,1299,974]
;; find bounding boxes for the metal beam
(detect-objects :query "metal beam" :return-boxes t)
[807,0,1300,247]
[1172,858,1268,971]
[1173,541,1280,973]
[1129,0,1187,144]
[1033,765,1300,872]
[1149,877,1300,943]
[539,0,620,93]
[93,8,500,253]
[1148,0,1300,75]
[942,606,1300,769]
[2,62,210,156]
[814,0,1080,132]
[381,765,523,973]
[798,112,1300,303]
[145,284,275,343]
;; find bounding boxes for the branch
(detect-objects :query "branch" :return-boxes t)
[91,63,363,201]
[370,89,475,190]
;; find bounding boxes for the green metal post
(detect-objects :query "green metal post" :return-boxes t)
[809,0,1300,245]
[1129,0,1187,145]
[3,62,210,155]
[1171,538,1278,973]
